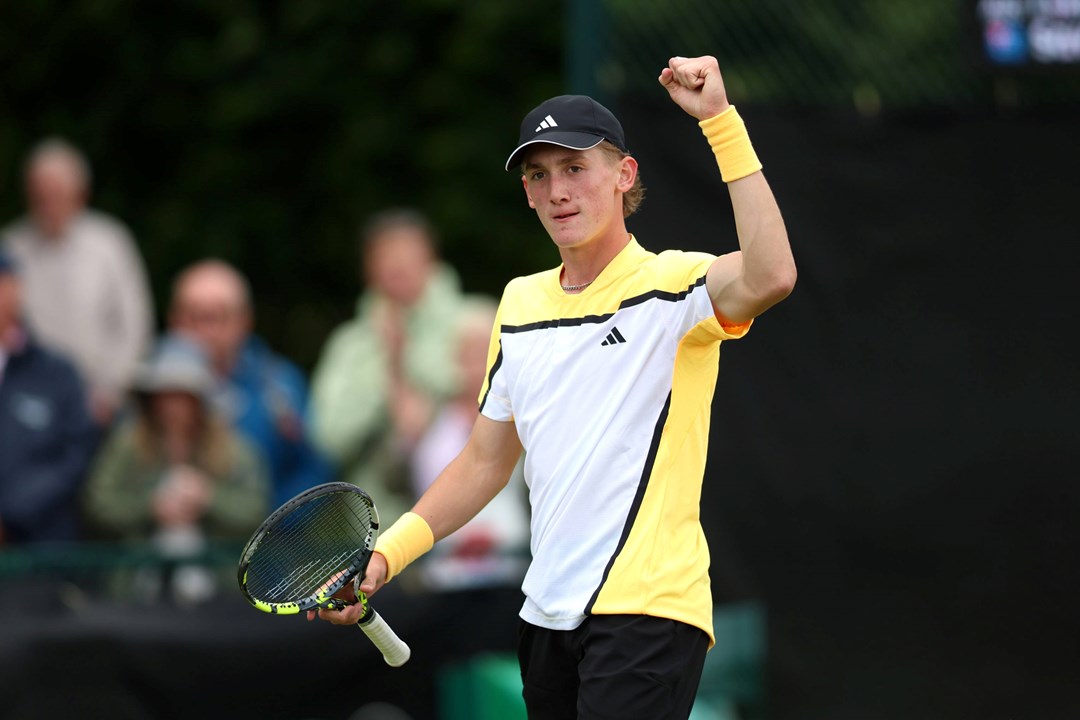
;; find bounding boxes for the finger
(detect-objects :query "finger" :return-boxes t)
[318,602,364,624]
[662,57,686,84]
[674,62,707,90]
[316,606,348,624]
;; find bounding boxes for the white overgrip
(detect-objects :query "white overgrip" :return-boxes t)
[356,610,411,667]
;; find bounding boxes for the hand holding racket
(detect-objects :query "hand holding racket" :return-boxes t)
[308,552,389,624]
[237,482,411,667]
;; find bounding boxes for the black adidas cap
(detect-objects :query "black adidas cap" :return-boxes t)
[504,95,628,172]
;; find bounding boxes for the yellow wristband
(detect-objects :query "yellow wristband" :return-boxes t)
[374,511,434,583]
[699,105,762,183]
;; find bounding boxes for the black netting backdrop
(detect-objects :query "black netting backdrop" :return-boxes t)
[570,0,1080,113]
[565,3,1080,718]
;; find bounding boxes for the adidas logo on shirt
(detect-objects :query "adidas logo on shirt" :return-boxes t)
[601,327,627,347]
[535,115,558,132]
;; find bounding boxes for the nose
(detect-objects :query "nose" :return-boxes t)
[547,173,570,204]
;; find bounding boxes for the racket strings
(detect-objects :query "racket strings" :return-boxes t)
[244,492,376,604]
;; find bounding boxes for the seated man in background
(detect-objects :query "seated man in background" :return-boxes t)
[309,208,464,526]
[83,332,269,603]
[0,137,155,433]
[0,251,99,545]
[167,258,335,508]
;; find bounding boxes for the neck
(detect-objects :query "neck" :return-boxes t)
[35,213,79,240]
[559,229,632,290]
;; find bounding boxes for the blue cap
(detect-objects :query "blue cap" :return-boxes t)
[0,251,17,276]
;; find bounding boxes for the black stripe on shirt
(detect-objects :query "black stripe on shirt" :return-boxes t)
[478,343,504,415]
[583,391,672,616]
[500,275,707,335]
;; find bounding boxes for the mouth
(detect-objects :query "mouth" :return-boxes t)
[552,211,578,222]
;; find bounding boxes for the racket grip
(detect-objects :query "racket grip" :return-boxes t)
[357,608,411,667]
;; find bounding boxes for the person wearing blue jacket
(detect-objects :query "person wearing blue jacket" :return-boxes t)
[167,258,336,508]
[0,251,98,544]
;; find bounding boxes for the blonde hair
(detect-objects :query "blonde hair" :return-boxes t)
[596,141,645,218]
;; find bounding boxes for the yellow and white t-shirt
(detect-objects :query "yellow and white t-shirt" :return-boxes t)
[479,237,750,645]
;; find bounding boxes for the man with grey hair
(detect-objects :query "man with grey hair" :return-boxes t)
[1,137,155,432]
[168,258,335,508]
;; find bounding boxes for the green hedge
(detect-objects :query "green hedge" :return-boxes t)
[0,1,564,371]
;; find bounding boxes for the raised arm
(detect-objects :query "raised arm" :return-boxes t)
[659,55,796,324]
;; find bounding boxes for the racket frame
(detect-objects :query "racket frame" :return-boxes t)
[237,481,379,615]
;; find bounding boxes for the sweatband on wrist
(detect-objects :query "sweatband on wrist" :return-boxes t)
[699,105,762,183]
[374,511,434,583]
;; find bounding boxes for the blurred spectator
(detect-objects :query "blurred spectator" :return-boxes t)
[0,251,98,545]
[410,295,530,592]
[0,137,155,431]
[309,208,464,526]
[167,258,335,508]
[82,332,269,603]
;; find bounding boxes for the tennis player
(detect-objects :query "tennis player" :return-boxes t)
[316,55,795,719]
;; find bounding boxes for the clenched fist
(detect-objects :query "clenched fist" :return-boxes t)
[658,55,731,121]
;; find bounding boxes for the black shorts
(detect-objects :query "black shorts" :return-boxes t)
[517,614,710,720]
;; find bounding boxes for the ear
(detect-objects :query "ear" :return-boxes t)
[521,175,537,209]
[616,156,638,193]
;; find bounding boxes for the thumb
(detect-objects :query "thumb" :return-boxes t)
[358,568,382,595]
[358,575,377,594]
[658,56,689,87]
[658,67,678,92]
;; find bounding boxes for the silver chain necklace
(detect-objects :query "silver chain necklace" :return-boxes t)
[560,279,593,292]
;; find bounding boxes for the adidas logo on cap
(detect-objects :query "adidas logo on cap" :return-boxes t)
[535,115,558,132]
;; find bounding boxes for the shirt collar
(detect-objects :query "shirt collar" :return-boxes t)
[555,234,650,293]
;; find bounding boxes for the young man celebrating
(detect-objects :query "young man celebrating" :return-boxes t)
[314,55,796,719]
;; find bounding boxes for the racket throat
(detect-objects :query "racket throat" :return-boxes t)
[356,604,377,626]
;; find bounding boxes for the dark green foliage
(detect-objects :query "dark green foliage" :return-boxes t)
[0,1,563,370]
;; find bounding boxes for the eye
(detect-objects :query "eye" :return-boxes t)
[529,170,546,181]
[568,165,583,173]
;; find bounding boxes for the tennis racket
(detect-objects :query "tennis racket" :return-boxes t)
[236,481,411,667]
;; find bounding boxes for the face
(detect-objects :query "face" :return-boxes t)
[363,226,434,306]
[26,156,86,237]
[521,145,636,250]
[0,275,20,336]
[170,268,251,373]
[149,391,203,435]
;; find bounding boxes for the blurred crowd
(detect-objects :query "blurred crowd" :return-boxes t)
[0,137,529,605]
